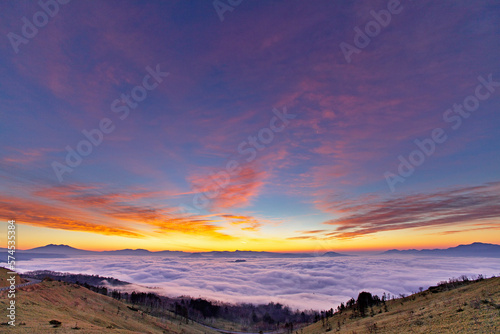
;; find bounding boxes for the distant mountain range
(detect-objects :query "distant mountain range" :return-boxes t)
[7,244,348,259]
[3,242,497,259]
[382,242,500,258]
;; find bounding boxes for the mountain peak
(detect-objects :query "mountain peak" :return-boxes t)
[45,244,73,248]
[381,242,500,257]
[322,251,348,257]
[27,244,89,254]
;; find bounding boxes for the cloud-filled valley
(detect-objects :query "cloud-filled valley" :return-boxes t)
[9,255,500,310]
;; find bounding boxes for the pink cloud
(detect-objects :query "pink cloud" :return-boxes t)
[320,182,500,239]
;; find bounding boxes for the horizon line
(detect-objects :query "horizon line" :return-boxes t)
[10,241,497,253]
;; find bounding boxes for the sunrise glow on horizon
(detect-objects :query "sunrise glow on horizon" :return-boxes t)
[1,0,499,253]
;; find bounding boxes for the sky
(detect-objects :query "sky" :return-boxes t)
[0,0,499,252]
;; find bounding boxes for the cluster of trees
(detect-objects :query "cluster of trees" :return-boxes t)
[330,274,491,324]
[431,274,485,293]
[356,292,382,316]
[334,291,386,320]
[188,298,220,318]
[22,270,129,286]
[33,270,483,330]
[111,291,319,330]
[28,270,321,331]
[82,283,109,297]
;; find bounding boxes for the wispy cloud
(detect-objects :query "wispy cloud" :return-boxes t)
[222,214,263,232]
[6,183,234,240]
[0,194,143,238]
[1,0,499,250]
[322,182,500,238]
[189,164,269,210]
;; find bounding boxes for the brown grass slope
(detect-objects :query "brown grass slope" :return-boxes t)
[0,273,219,334]
[302,276,500,334]
[0,267,27,287]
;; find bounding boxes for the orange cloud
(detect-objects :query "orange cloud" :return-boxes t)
[222,214,263,232]
[106,207,234,240]
[30,183,234,240]
[189,165,268,210]
[0,195,143,238]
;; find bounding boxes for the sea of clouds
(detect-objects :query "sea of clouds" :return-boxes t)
[9,255,500,310]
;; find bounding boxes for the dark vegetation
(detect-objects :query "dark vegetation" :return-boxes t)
[430,274,484,293]
[335,274,488,318]
[22,270,493,332]
[23,270,129,286]
[315,274,492,332]
[114,290,319,331]
[21,270,320,331]
[49,319,62,328]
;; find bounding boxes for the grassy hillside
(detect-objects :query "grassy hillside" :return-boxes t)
[0,267,27,287]
[302,276,500,334]
[2,267,499,333]
[0,274,219,334]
